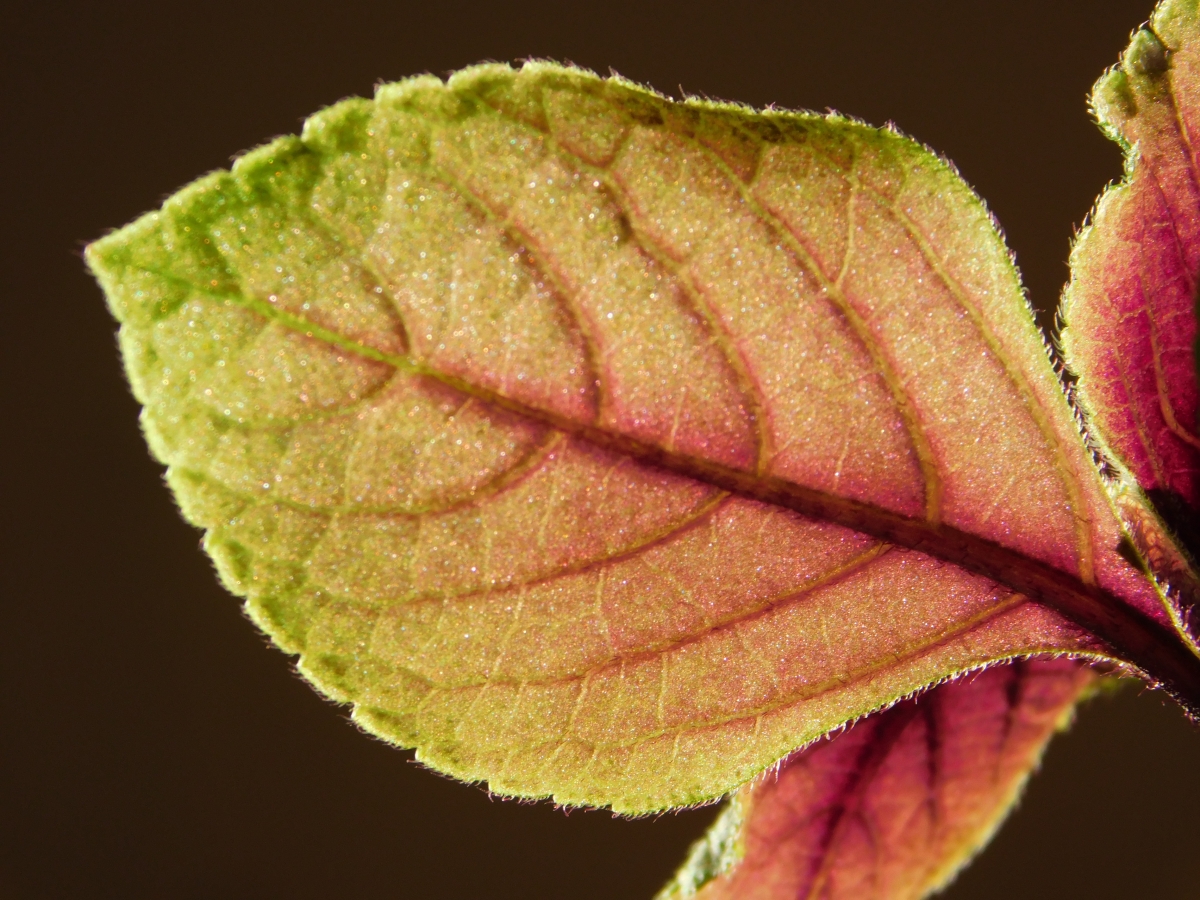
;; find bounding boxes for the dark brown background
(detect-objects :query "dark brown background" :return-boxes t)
[4,1,1200,897]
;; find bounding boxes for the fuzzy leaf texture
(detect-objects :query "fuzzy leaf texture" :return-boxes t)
[658,659,1094,900]
[88,55,1199,821]
[1062,0,1200,646]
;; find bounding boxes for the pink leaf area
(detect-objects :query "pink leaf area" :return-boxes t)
[1064,2,1200,529]
[663,659,1094,900]
[1062,0,1200,643]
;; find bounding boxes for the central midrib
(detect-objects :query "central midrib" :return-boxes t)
[138,262,1200,714]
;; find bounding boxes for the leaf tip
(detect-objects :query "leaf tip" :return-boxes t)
[1127,25,1171,76]
[655,797,746,899]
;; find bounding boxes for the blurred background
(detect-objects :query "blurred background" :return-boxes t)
[4,1,1199,896]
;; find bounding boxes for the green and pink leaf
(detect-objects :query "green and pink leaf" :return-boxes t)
[84,2,1200,895]
[87,68,1183,810]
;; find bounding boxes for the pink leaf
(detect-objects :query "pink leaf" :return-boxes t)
[1062,0,1200,643]
[663,659,1094,900]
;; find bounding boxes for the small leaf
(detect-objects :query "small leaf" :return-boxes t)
[658,659,1095,900]
[87,62,1199,813]
[1061,0,1200,643]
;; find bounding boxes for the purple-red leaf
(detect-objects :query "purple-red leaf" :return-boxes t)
[1062,0,1200,642]
[661,659,1095,900]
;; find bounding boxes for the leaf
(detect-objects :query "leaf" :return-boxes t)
[86,62,1199,813]
[658,659,1095,900]
[1061,0,1200,644]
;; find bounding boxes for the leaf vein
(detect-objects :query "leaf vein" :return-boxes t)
[878,195,1096,584]
[683,127,943,521]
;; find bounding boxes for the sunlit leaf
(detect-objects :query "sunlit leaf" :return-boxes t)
[1062,0,1200,646]
[659,659,1094,900]
[87,61,1196,813]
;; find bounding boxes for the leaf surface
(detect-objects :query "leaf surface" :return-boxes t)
[658,659,1094,900]
[87,63,1193,812]
[1062,0,1200,643]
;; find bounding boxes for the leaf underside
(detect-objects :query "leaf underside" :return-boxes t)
[88,60,1173,813]
[659,659,1094,900]
[1062,0,1200,645]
